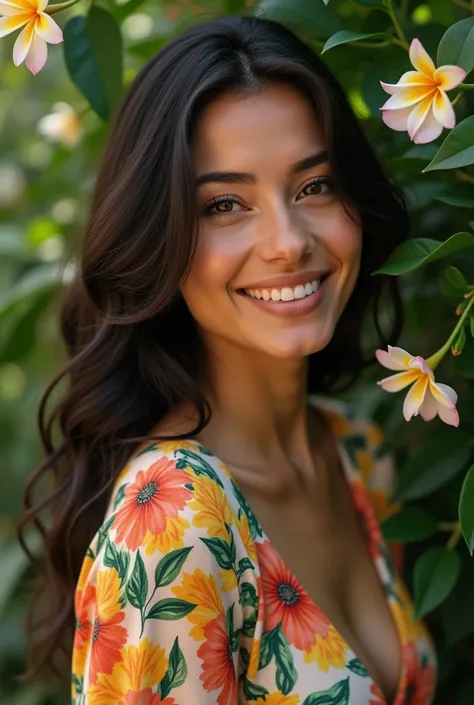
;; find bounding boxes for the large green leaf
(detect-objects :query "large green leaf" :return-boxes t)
[414,547,461,619]
[459,465,474,554]
[372,233,474,276]
[0,264,59,317]
[440,557,474,645]
[437,17,474,73]
[423,117,474,172]
[63,7,123,121]
[435,184,474,209]
[302,678,350,705]
[442,266,471,297]
[381,507,438,543]
[158,637,187,700]
[146,598,196,620]
[322,31,388,53]
[126,550,148,611]
[255,0,343,39]
[154,547,193,589]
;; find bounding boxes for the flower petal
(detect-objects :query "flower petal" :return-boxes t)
[411,104,444,144]
[381,106,412,132]
[403,375,429,421]
[35,11,62,44]
[381,84,437,110]
[418,387,438,421]
[435,65,467,91]
[0,11,30,37]
[409,37,436,78]
[408,355,433,377]
[432,89,455,129]
[25,29,47,73]
[377,369,420,393]
[0,0,36,11]
[12,15,34,65]
[437,403,460,427]
[407,94,436,140]
[376,346,413,371]
[429,380,458,407]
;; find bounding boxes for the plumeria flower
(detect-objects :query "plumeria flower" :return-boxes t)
[0,0,63,75]
[376,345,459,426]
[380,38,466,144]
[37,102,83,148]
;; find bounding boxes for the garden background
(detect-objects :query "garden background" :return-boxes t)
[0,0,473,703]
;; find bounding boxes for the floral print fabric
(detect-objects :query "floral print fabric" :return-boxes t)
[72,395,437,705]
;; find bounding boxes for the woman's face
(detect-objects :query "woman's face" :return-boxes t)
[182,83,362,360]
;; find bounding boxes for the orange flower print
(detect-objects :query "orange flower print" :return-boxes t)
[113,457,192,550]
[88,639,172,705]
[398,643,436,705]
[350,480,383,560]
[88,569,128,683]
[369,682,386,705]
[73,584,95,677]
[198,614,237,705]
[254,693,300,705]
[257,541,329,651]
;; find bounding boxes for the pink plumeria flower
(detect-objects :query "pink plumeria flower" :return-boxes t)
[380,38,466,144]
[0,0,63,75]
[376,345,459,426]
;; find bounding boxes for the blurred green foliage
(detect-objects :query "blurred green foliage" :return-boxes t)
[1,0,474,702]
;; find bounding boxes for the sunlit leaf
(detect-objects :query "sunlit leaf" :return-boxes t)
[372,233,474,276]
[322,31,387,53]
[423,117,474,172]
[414,547,461,619]
[255,0,343,39]
[442,266,470,297]
[437,17,474,73]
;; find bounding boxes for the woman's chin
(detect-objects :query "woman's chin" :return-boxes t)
[254,328,334,360]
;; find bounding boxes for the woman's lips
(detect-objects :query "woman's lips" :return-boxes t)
[237,275,330,319]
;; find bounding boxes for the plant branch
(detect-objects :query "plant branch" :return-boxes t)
[46,0,82,14]
[386,0,410,50]
[447,523,463,550]
[425,291,474,369]
[452,0,472,11]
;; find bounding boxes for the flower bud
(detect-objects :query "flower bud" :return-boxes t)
[456,300,468,316]
[451,325,466,356]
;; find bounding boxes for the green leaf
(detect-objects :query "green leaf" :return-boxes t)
[440,557,474,646]
[302,678,350,705]
[146,598,196,620]
[414,547,461,619]
[254,0,343,40]
[453,334,474,378]
[243,678,269,700]
[470,314,474,339]
[103,540,130,586]
[200,536,235,570]
[346,658,369,677]
[349,0,386,7]
[459,465,474,554]
[423,117,474,172]
[372,233,474,276]
[237,557,254,578]
[322,31,387,53]
[154,547,193,589]
[0,263,59,317]
[435,184,474,209]
[158,637,187,699]
[126,550,148,610]
[113,483,127,510]
[240,581,258,609]
[395,431,470,502]
[381,507,438,543]
[63,7,123,121]
[442,266,471,297]
[437,17,474,73]
[274,626,297,694]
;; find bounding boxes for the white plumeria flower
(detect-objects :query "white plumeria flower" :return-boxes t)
[0,0,63,75]
[376,345,459,426]
[37,102,83,148]
[380,38,466,144]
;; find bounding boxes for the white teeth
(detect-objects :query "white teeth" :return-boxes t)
[244,277,324,301]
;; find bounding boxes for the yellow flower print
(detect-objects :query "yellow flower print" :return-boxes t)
[391,578,427,643]
[354,449,373,485]
[304,624,347,672]
[116,463,131,484]
[144,515,190,555]
[159,439,200,454]
[76,553,94,592]
[248,638,261,679]
[188,474,233,539]
[322,407,352,436]
[96,569,124,621]
[171,569,224,640]
[254,692,300,705]
[218,460,233,479]
[235,511,257,563]
[219,568,238,592]
[368,488,400,524]
[87,638,168,705]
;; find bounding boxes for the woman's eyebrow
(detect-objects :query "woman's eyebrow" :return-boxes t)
[195,150,328,187]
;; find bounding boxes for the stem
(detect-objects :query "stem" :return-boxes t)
[46,0,82,14]
[447,523,463,550]
[438,521,459,531]
[452,92,463,106]
[452,0,472,10]
[425,291,474,369]
[459,83,474,90]
[386,0,410,50]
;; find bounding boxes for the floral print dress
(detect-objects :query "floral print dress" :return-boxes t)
[72,395,437,705]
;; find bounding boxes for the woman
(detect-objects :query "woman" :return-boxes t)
[21,13,437,705]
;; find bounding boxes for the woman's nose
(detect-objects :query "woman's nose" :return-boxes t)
[258,202,312,263]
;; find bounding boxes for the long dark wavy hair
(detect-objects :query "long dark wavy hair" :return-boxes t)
[19,12,409,682]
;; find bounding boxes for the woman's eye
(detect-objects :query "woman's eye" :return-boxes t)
[297,178,333,200]
[203,197,243,216]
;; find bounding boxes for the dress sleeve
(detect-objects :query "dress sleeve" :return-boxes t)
[72,447,250,705]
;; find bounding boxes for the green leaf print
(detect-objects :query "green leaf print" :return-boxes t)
[113,483,127,510]
[227,523,237,564]
[233,484,262,540]
[240,581,258,609]
[346,658,369,677]
[146,597,196,620]
[97,515,115,554]
[126,550,148,611]
[302,678,350,705]
[175,449,224,487]
[200,536,234,570]
[274,625,297,694]
[154,547,193,588]
[72,674,83,695]
[237,557,254,580]
[258,625,279,670]
[136,443,160,456]
[104,539,130,587]
[243,678,269,700]
[158,637,187,699]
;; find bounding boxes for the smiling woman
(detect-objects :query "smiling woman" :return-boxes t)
[19,13,436,705]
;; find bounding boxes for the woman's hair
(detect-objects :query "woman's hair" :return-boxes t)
[19,13,409,681]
